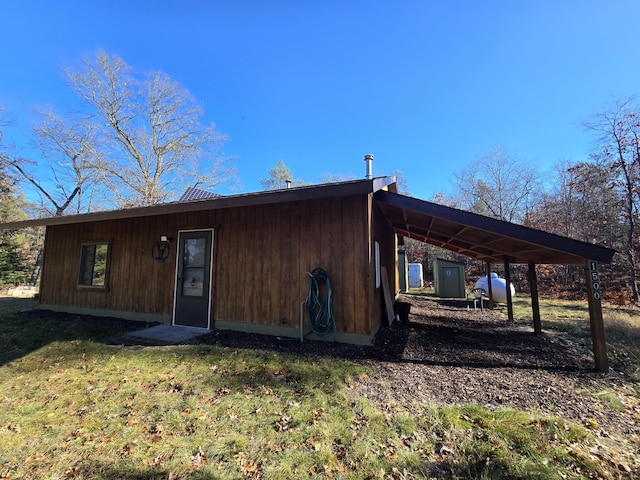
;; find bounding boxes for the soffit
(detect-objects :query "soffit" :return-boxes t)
[375,191,616,265]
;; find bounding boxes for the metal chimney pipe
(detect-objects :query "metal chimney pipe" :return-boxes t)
[364,154,374,179]
[285,179,292,189]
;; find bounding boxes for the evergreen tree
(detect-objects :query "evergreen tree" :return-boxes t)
[0,163,31,288]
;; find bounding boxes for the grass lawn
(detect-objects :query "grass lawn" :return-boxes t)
[510,295,640,381]
[0,295,638,479]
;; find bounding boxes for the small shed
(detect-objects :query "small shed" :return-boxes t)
[433,258,466,298]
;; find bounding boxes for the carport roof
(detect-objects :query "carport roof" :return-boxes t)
[375,190,616,265]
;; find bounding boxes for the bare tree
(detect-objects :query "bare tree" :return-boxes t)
[317,172,356,184]
[0,109,17,223]
[29,109,105,215]
[584,98,640,302]
[527,160,623,291]
[64,50,235,207]
[391,170,411,196]
[0,107,36,285]
[0,108,36,216]
[0,103,100,217]
[452,145,541,223]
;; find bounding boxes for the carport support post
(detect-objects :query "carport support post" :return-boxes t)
[585,259,609,373]
[485,261,494,310]
[503,257,514,321]
[528,262,542,334]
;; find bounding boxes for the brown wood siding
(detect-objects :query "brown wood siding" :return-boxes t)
[39,193,379,336]
[210,197,372,331]
[40,218,177,315]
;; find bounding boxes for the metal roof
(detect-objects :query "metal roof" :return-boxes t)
[375,190,616,265]
[178,186,220,202]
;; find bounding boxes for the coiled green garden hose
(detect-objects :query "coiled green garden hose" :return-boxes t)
[305,268,336,342]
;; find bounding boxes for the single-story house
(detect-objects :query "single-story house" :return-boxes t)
[2,177,398,346]
[0,172,617,370]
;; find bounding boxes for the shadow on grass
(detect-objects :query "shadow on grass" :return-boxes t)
[41,464,172,480]
[0,295,597,373]
[374,318,591,371]
[0,298,158,366]
[190,298,597,373]
[18,457,477,480]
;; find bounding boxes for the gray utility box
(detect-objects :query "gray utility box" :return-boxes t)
[433,258,466,298]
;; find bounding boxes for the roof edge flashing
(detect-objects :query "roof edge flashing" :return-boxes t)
[0,176,398,230]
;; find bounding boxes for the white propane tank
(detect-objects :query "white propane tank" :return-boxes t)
[475,272,515,303]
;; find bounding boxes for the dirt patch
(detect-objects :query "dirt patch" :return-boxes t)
[355,296,639,435]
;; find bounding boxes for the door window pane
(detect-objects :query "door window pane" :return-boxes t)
[182,268,204,297]
[184,238,206,267]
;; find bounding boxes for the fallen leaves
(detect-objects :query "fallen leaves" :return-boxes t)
[233,452,262,478]
[148,423,164,442]
[191,447,207,466]
[0,305,637,480]
[149,453,170,466]
[6,422,20,432]
[273,415,294,432]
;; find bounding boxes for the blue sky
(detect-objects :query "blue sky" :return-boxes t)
[1,0,639,200]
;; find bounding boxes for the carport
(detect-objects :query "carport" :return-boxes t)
[375,190,617,372]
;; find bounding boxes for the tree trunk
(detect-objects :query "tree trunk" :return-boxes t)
[625,217,639,302]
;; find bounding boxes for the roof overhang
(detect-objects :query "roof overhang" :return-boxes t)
[375,190,616,265]
[0,177,396,230]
